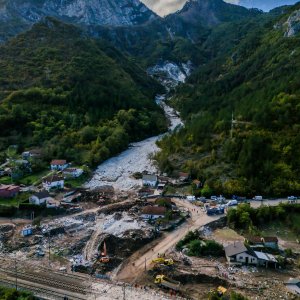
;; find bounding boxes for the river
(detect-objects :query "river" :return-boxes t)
[85,61,188,192]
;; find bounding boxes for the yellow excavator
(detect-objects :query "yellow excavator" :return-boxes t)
[217,286,227,296]
[154,275,181,291]
[151,257,174,266]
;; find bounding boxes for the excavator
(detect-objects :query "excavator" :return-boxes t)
[154,275,181,291]
[151,257,174,266]
[99,241,109,263]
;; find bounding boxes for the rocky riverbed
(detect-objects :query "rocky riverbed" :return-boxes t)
[85,61,188,192]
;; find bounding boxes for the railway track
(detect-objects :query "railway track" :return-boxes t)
[0,267,88,296]
[0,277,87,300]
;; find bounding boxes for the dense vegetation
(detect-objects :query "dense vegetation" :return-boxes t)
[227,203,300,235]
[0,18,167,166]
[209,291,248,300]
[176,231,224,257]
[155,4,300,196]
[0,286,35,300]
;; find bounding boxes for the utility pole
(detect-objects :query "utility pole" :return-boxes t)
[14,254,18,290]
[144,257,147,271]
[48,232,51,267]
[123,283,126,300]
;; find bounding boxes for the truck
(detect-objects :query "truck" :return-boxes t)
[155,275,181,291]
[186,195,196,201]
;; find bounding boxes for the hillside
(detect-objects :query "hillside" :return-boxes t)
[155,4,300,196]
[0,18,167,166]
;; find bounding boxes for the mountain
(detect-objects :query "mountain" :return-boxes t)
[238,0,299,12]
[155,3,300,196]
[0,18,167,166]
[172,0,259,26]
[0,0,157,42]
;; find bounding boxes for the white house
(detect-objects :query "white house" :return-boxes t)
[50,160,68,171]
[224,242,277,268]
[224,242,258,265]
[141,206,166,220]
[142,174,158,187]
[29,191,53,205]
[63,168,84,178]
[43,175,64,191]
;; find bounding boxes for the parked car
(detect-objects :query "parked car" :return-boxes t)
[253,195,263,201]
[288,196,297,200]
[210,196,217,200]
[226,200,238,207]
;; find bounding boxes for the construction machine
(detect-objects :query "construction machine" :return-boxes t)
[151,257,174,266]
[99,241,109,263]
[217,286,227,296]
[154,275,181,291]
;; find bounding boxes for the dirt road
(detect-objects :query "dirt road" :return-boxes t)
[115,198,221,282]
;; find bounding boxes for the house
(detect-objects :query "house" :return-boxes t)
[29,191,53,205]
[42,175,64,191]
[245,236,264,247]
[178,172,189,182]
[63,168,84,178]
[0,184,20,198]
[50,160,68,171]
[142,174,158,187]
[22,149,42,160]
[262,237,278,249]
[138,187,154,197]
[158,176,169,184]
[224,241,258,265]
[225,241,278,268]
[141,206,166,220]
[285,278,300,295]
[254,251,277,268]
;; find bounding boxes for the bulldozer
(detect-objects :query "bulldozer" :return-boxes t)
[99,241,109,263]
[154,275,181,291]
[151,257,174,266]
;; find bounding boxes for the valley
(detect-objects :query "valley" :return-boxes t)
[0,0,299,300]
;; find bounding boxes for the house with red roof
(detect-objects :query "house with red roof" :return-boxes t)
[0,184,20,198]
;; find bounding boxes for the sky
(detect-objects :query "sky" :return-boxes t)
[141,0,299,16]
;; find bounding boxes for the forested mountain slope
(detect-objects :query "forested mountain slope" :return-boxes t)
[0,18,167,166]
[155,3,300,196]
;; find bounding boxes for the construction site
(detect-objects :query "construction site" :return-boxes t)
[0,185,299,300]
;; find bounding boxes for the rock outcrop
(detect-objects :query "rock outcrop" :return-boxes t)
[284,9,300,37]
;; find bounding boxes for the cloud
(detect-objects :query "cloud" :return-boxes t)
[141,0,187,16]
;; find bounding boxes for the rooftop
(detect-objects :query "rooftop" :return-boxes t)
[33,191,50,199]
[43,175,64,183]
[263,236,278,243]
[224,241,247,257]
[142,174,158,182]
[246,236,263,244]
[0,184,20,191]
[51,160,67,165]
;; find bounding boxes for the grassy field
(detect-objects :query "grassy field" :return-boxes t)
[65,173,89,188]
[0,170,50,186]
[259,221,299,242]
[0,192,29,207]
[18,170,50,185]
